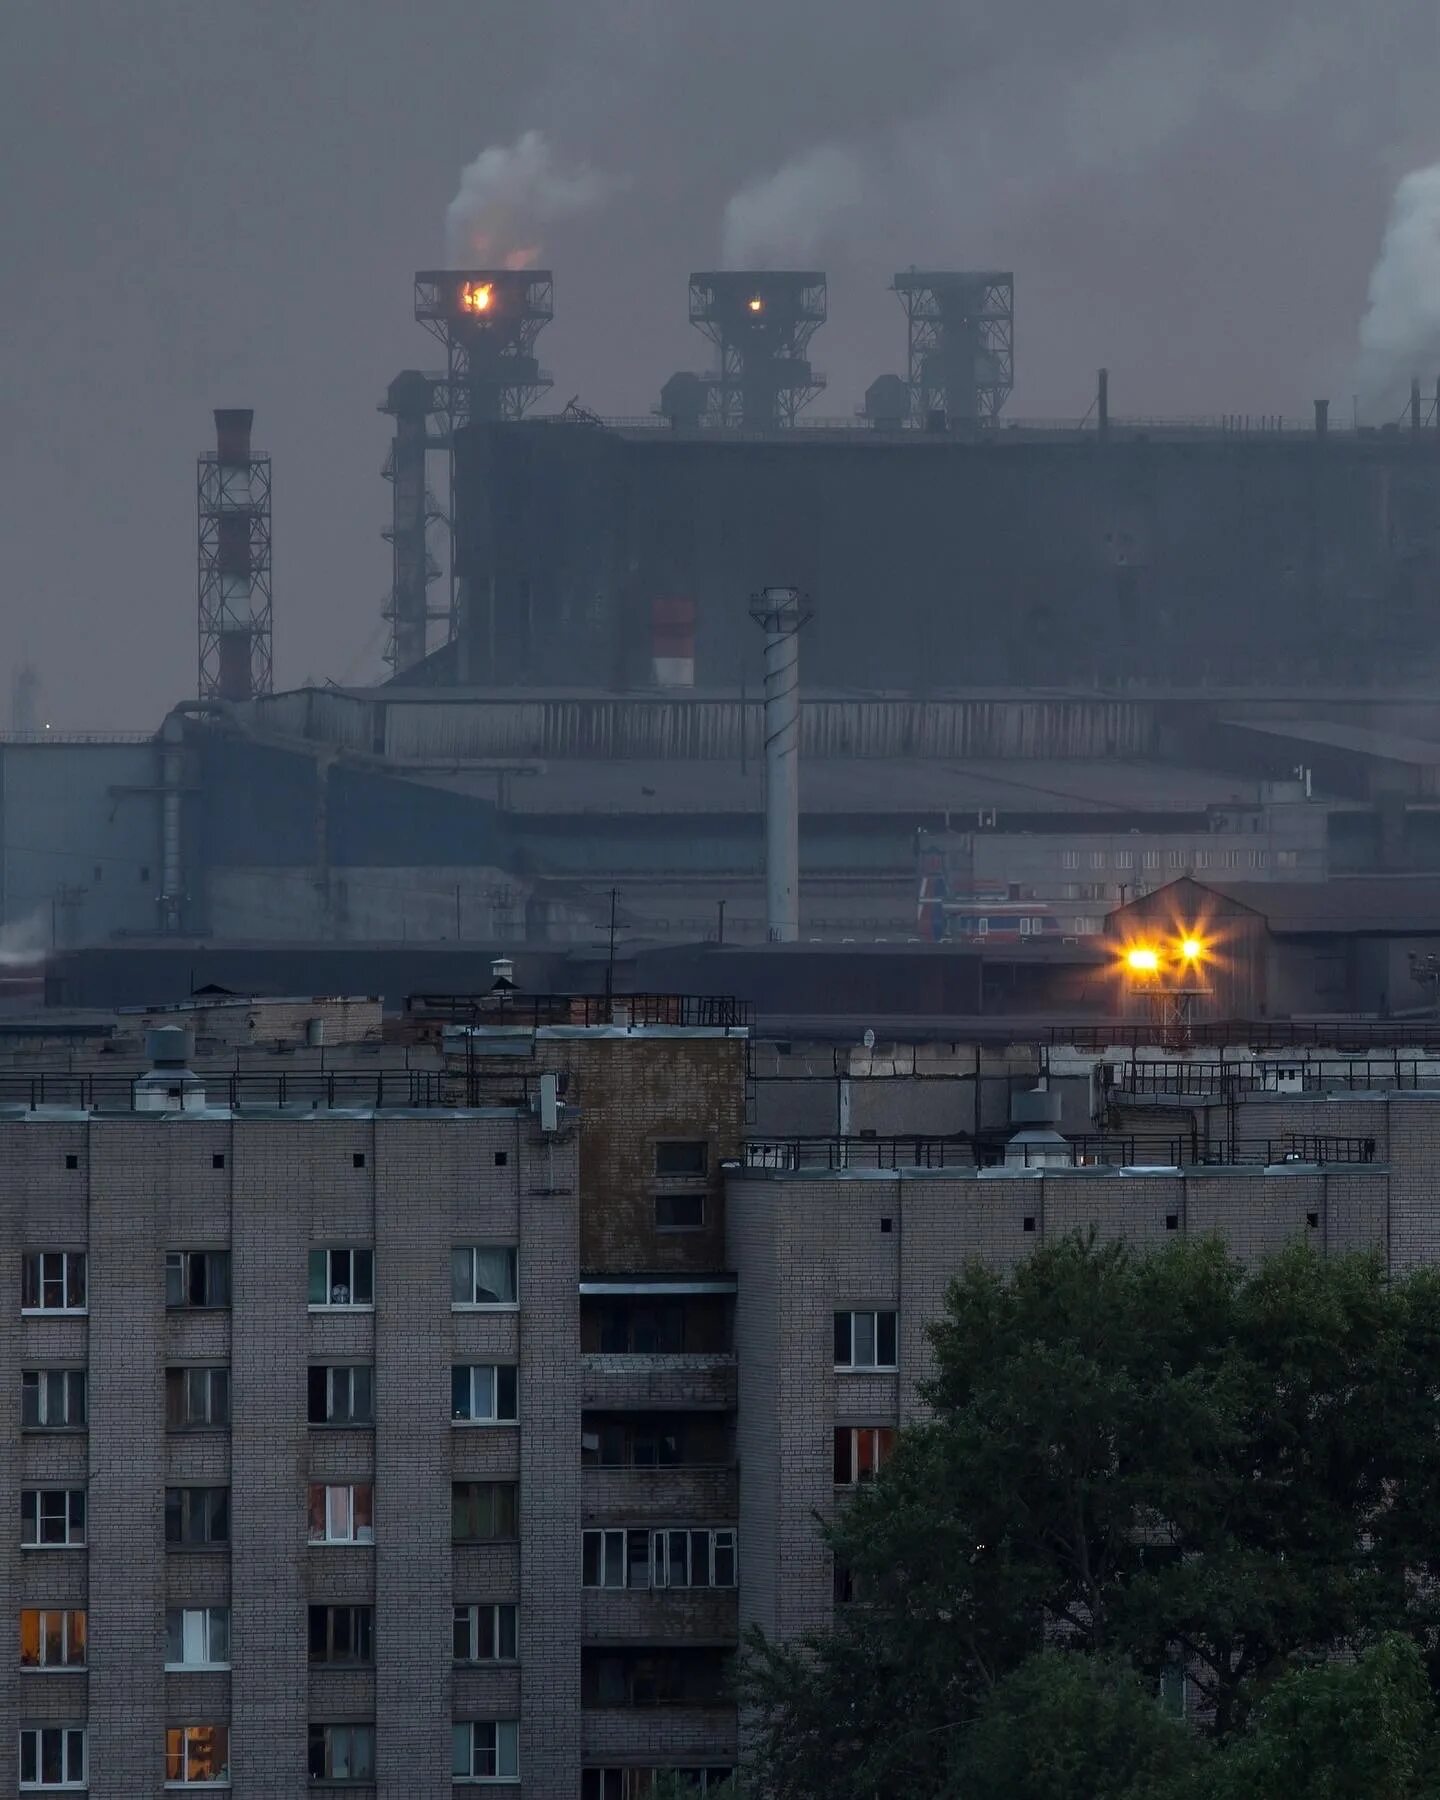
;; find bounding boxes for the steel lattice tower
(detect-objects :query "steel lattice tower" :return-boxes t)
[892,270,1014,426]
[414,270,554,644]
[198,409,272,701]
[688,272,827,428]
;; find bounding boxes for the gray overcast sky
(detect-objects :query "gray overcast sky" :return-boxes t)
[2,0,1437,728]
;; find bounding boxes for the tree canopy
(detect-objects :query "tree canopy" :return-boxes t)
[738,1235,1440,1800]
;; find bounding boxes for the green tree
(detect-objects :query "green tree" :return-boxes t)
[740,1236,1440,1800]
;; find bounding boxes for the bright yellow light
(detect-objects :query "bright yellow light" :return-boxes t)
[747,296,763,312]
[1179,937,1203,962]
[1126,946,1160,973]
[460,281,494,314]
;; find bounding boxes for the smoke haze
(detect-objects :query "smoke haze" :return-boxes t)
[2,0,1438,727]
[445,130,618,266]
[1358,164,1440,419]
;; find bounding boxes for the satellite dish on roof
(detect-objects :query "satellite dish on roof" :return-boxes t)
[862,1028,876,1049]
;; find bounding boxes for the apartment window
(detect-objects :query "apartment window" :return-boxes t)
[453,1720,519,1783]
[655,1193,705,1231]
[453,1604,518,1663]
[452,1246,518,1307]
[1250,848,1269,869]
[1114,849,1134,869]
[583,1776,735,1800]
[21,1253,86,1315]
[165,1608,230,1669]
[834,1426,897,1485]
[1088,849,1106,869]
[308,1247,373,1309]
[1276,848,1299,869]
[1072,916,1101,935]
[166,1367,230,1430]
[1222,848,1242,868]
[22,1371,86,1429]
[166,1251,230,1309]
[308,1365,374,1427]
[1165,848,1184,868]
[308,1484,373,1545]
[165,1725,230,1786]
[653,1140,707,1177]
[1141,850,1161,870]
[166,1487,229,1549]
[308,1605,373,1665]
[19,1610,86,1669]
[581,1528,736,1590]
[834,1309,898,1370]
[1193,849,1211,869]
[452,1482,518,1542]
[452,1365,518,1424]
[308,1724,374,1783]
[1060,849,1079,870]
[18,1726,86,1789]
[21,1489,85,1548]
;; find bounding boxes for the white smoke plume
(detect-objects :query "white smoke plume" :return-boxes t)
[0,909,48,968]
[721,144,868,268]
[444,130,617,267]
[1357,164,1440,418]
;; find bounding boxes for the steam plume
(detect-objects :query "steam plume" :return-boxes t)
[721,144,867,268]
[1358,164,1440,417]
[0,909,48,968]
[445,130,616,266]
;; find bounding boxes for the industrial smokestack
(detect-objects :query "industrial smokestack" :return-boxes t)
[198,408,272,702]
[1314,398,1329,436]
[651,596,696,688]
[747,586,811,943]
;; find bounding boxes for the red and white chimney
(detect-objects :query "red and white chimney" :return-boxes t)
[651,595,696,688]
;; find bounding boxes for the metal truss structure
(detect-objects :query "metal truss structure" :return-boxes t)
[893,270,1014,426]
[688,272,827,428]
[198,410,272,701]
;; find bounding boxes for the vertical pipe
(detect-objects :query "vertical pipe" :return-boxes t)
[748,586,810,942]
[1314,398,1329,436]
[1097,368,1109,443]
[159,711,186,934]
[1411,377,1422,432]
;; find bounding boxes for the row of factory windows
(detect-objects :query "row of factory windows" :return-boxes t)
[17,1721,518,1788]
[1056,846,1297,872]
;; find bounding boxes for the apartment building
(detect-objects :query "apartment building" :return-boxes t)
[725,1091,1411,1646]
[0,1005,748,1800]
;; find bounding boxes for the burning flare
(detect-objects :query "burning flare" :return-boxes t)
[460,281,494,315]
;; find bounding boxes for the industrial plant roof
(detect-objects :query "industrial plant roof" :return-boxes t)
[1127,876,1440,935]
[418,758,1275,818]
[1218,718,1440,766]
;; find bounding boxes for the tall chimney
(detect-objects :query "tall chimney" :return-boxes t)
[651,596,697,688]
[747,586,811,943]
[1314,398,1329,436]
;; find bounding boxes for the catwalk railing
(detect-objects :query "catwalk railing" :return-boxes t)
[741,1132,1379,1172]
[0,1067,553,1112]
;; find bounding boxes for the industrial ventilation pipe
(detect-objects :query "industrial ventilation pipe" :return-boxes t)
[747,586,812,943]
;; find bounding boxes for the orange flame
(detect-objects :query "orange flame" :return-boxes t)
[460,281,494,314]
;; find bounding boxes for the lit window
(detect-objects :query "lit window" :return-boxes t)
[166,1367,230,1430]
[21,1253,86,1315]
[452,1365,518,1424]
[308,1365,374,1427]
[21,1370,86,1429]
[308,1725,375,1783]
[453,1720,519,1782]
[308,1605,373,1665]
[834,1310,898,1370]
[833,1426,897,1485]
[453,1604,518,1663]
[164,1724,230,1785]
[308,1246,373,1308]
[581,1528,736,1589]
[165,1251,229,1309]
[19,1726,86,1789]
[165,1608,230,1669]
[452,1482,518,1542]
[19,1610,86,1669]
[307,1484,373,1545]
[21,1489,85,1548]
[165,1487,229,1548]
[451,1247,518,1307]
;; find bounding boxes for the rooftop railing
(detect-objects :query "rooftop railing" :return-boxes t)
[741,1132,1379,1171]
